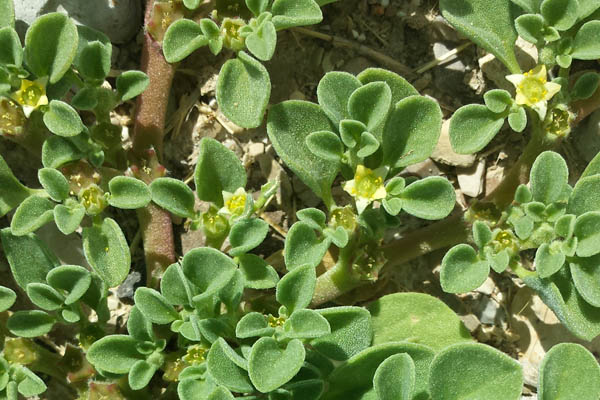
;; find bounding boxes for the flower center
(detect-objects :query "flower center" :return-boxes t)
[519,74,547,104]
[20,82,44,107]
[0,98,25,135]
[268,315,286,328]
[226,194,246,215]
[331,206,357,232]
[183,345,208,365]
[354,169,383,199]
[79,184,108,215]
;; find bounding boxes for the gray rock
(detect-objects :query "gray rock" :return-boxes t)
[14,0,142,44]
[574,109,600,163]
[432,42,467,94]
[475,295,505,325]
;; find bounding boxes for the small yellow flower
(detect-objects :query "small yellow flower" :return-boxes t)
[11,78,49,117]
[506,65,561,120]
[343,165,387,214]
[219,187,248,217]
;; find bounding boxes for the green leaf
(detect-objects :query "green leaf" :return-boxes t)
[46,265,91,305]
[574,212,600,257]
[134,287,179,325]
[540,0,579,30]
[160,263,192,306]
[10,196,55,236]
[195,137,246,206]
[317,72,361,125]
[483,89,512,113]
[539,343,600,400]
[276,264,316,313]
[163,19,208,63]
[449,104,505,154]
[515,14,545,44]
[523,269,600,341]
[54,200,85,235]
[368,293,472,352]
[26,283,64,311]
[24,13,78,83]
[246,20,277,61]
[323,343,435,400]
[82,218,130,288]
[128,306,155,343]
[357,68,419,107]
[42,136,83,169]
[296,208,326,231]
[267,100,338,201]
[14,366,47,397]
[324,226,348,248]
[310,306,372,361]
[508,106,527,132]
[306,130,344,162]
[536,243,566,278]
[117,71,150,102]
[236,312,275,338]
[271,0,322,30]
[43,100,84,137]
[0,285,16,312]
[0,27,22,66]
[238,254,279,289]
[441,244,490,293]
[0,154,32,217]
[383,95,442,168]
[0,229,59,289]
[217,51,270,129]
[373,354,415,400]
[571,72,600,101]
[440,0,520,73]
[473,221,493,248]
[568,175,600,216]
[208,387,235,400]
[572,21,600,60]
[150,177,196,218]
[128,360,157,391]
[73,25,111,81]
[38,168,69,201]
[570,254,600,307]
[7,310,55,338]
[357,131,380,158]
[284,309,331,339]
[229,218,270,256]
[248,337,305,393]
[0,0,14,28]
[208,338,253,392]
[182,248,237,295]
[219,269,245,309]
[86,335,145,374]
[429,343,523,400]
[399,177,456,220]
[246,0,269,15]
[107,176,151,209]
[348,82,392,133]
[530,151,568,205]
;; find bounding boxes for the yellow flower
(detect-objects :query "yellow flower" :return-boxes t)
[219,187,248,217]
[506,65,561,120]
[343,165,387,214]
[11,78,48,117]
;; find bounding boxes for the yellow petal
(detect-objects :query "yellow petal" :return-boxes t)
[506,74,525,88]
[543,82,562,101]
[343,180,356,196]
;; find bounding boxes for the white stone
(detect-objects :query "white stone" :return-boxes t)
[14,0,142,44]
[457,159,486,198]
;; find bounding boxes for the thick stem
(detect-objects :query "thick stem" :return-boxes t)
[134,0,177,285]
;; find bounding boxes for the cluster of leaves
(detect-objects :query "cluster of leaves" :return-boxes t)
[269,68,457,280]
[442,150,600,340]
[159,0,335,129]
[440,0,600,154]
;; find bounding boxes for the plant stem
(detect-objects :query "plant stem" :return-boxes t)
[133,0,177,285]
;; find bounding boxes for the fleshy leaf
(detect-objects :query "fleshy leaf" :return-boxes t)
[368,293,472,351]
[38,168,69,201]
[238,254,279,289]
[10,196,55,236]
[539,343,600,400]
[535,243,566,278]
[530,151,568,205]
[208,338,254,393]
[43,101,84,137]
[383,95,442,168]
[572,21,600,60]
[540,0,579,31]
[24,13,79,83]
[348,82,392,133]
[306,130,344,162]
[82,218,130,288]
[0,154,32,217]
[54,201,85,235]
[182,248,237,295]
[46,265,92,305]
[441,244,490,293]
[86,335,145,374]
[399,177,456,220]
[284,309,331,339]
[0,27,22,66]
[248,337,305,393]
[229,218,270,256]
[570,254,600,308]
[428,343,523,400]
[116,71,150,102]
[373,354,415,400]
[271,0,322,30]
[134,287,179,325]
[108,176,151,209]
[449,104,505,154]
[163,19,208,63]
[317,72,361,125]
[574,212,600,257]
[276,264,316,313]
[7,310,55,338]
[26,283,64,311]
[0,285,16,312]
[568,175,600,216]
[216,51,270,129]
[267,100,338,202]
[440,0,520,73]
[150,177,196,218]
[246,20,277,61]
